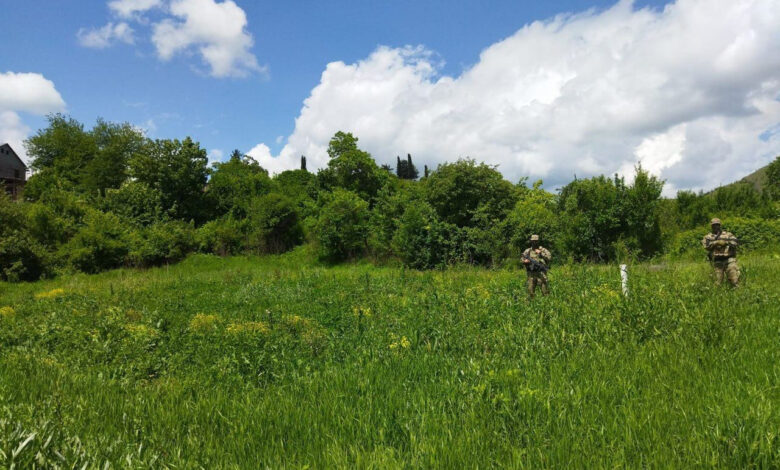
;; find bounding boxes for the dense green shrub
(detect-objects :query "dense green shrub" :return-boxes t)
[101,181,166,226]
[207,152,273,218]
[246,193,303,254]
[667,217,780,257]
[392,200,453,269]
[0,234,49,281]
[196,216,247,256]
[25,203,74,246]
[315,189,370,262]
[63,211,130,273]
[128,221,197,267]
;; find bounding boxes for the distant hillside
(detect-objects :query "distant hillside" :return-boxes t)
[705,161,772,195]
[733,165,769,192]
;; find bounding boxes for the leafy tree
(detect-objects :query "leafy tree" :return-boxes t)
[84,119,146,194]
[558,167,664,261]
[26,114,95,177]
[767,155,780,200]
[326,131,359,159]
[101,181,166,226]
[396,154,419,180]
[207,151,272,218]
[315,189,370,262]
[318,132,385,202]
[558,175,626,261]
[129,137,209,223]
[622,166,664,256]
[25,114,144,196]
[424,159,517,228]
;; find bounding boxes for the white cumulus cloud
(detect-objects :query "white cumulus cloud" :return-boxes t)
[152,0,263,77]
[254,0,780,193]
[108,0,162,18]
[78,0,263,78]
[0,72,66,162]
[77,22,136,49]
[0,72,66,115]
[247,143,290,175]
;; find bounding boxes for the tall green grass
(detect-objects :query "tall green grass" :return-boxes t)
[1,251,778,468]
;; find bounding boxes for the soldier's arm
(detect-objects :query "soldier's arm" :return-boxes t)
[724,233,738,247]
[541,248,552,263]
[702,237,713,250]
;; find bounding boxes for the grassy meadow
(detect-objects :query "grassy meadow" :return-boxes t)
[0,250,778,468]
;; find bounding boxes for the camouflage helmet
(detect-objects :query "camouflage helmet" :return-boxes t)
[529,234,540,242]
[711,218,722,225]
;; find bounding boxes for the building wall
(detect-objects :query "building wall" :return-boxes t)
[0,147,27,181]
[0,145,27,200]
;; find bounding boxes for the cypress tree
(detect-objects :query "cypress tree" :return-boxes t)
[301,155,307,171]
[406,154,419,180]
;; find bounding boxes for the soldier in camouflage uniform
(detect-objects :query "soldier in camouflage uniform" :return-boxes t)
[522,235,551,298]
[702,218,739,287]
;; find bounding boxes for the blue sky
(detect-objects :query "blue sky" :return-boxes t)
[1,0,779,193]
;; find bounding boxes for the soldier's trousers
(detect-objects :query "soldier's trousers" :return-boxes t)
[526,272,549,298]
[712,257,739,287]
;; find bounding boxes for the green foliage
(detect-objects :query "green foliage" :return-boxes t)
[196,216,247,256]
[315,189,370,261]
[396,154,419,180]
[0,195,50,281]
[101,180,166,226]
[318,131,386,202]
[273,169,318,218]
[207,152,273,218]
[246,193,303,254]
[25,114,144,195]
[25,202,74,246]
[392,200,453,269]
[558,167,664,261]
[669,217,780,258]
[129,137,210,223]
[767,155,780,200]
[326,131,359,159]
[424,159,517,228]
[503,181,560,258]
[128,220,197,267]
[62,210,129,273]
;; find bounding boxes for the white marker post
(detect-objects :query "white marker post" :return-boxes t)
[620,264,629,297]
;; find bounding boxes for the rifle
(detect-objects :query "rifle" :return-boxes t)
[523,252,549,273]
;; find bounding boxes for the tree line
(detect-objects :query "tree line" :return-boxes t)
[1,114,779,281]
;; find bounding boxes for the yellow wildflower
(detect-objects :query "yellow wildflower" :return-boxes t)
[400,336,411,349]
[35,288,65,299]
[124,324,158,339]
[0,306,15,320]
[281,314,312,335]
[352,306,372,318]
[189,313,220,332]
